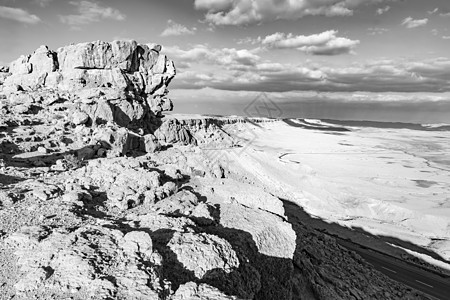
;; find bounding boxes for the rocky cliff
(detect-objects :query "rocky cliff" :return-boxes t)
[0,41,178,154]
[0,41,432,300]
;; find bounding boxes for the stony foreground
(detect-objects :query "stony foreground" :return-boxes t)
[0,40,431,299]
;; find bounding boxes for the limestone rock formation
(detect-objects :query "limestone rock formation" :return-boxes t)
[0,40,180,156]
[2,40,176,139]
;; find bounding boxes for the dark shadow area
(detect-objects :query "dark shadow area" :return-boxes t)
[92,195,294,299]
[283,118,351,132]
[200,222,293,300]
[281,199,450,275]
[1,140,150,170]
[281,199,450,300]
[77,186,111,220]
[0,140,21,155]
[244,119,264,128]
[0,173,26,186]
[282,200,450,272]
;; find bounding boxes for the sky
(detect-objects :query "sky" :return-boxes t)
[1,0,450,123]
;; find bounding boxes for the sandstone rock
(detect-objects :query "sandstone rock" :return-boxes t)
[200,180,286,217]
[29,45,58,74]
[154,190,199,217]
[142,133,160,153]
[8,92,34,105]
[173,282,239,300]
[0,71,9,87]
[120,231,153,258]
[77,158,162,209]
[5,225,161,299]
[12,104,30,114]
[37,146,48,154]
[190,202,217,226]
[133,213,197,233]
[57,40,139,71]
[72,111,90,125]
[0,190,14,207]
[162,181,177,197]
[33,190,49,201]
[220,202,296,259]
[4,46,57,91]
[61,192,84,206]
[146,43,162,53]
[2,40,176,137]
[93,125,140,156]
[168,232,240,279]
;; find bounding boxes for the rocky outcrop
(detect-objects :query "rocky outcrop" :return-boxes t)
[4,41,175,97]
[2,40,175,139]
[0,40,178,156]
[0,66,9,87]
[154,117,237,147]
[5,225,162,299]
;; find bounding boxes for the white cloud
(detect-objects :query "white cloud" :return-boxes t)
[59,1,125,28]
[256,30,360,55]
[34,0,53,7]
[443,36,450,40]
[401,17,428,29]
[165,43,450,94]
[0,6,41,24]
[161,20,197,37]
[428,8,438,15]
[440,12,450,17]
[164,44,261,67]
[376,5,390,15]
[368,27,389,35]
[194,0,393,25]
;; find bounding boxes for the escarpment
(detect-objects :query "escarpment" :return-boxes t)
[0,41,432,300]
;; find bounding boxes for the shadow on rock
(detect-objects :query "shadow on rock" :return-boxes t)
[0,173,26,186]
[281,199,446,300]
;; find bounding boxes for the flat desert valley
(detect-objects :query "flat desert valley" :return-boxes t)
[215,118,450,265]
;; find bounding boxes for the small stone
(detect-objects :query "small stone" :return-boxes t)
[61,192,84,206]
[33,190,49,201]
[162,182,177,196]
[13,104,29,114]
[81,97,94,104]
[0,191,14,207]
[37,146,49,154]
[72,111,89,125]
[142,134,160,153]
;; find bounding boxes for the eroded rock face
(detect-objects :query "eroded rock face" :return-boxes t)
[4,40,175,96]
[5,225,161,299]
[2,40,175,138]
[0,40,180,157]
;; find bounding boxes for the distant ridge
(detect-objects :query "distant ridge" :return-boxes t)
[318,119,450,131]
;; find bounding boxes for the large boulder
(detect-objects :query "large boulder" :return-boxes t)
[4,46,58,91]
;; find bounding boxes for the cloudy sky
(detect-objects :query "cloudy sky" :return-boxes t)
[1,0,450,122]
